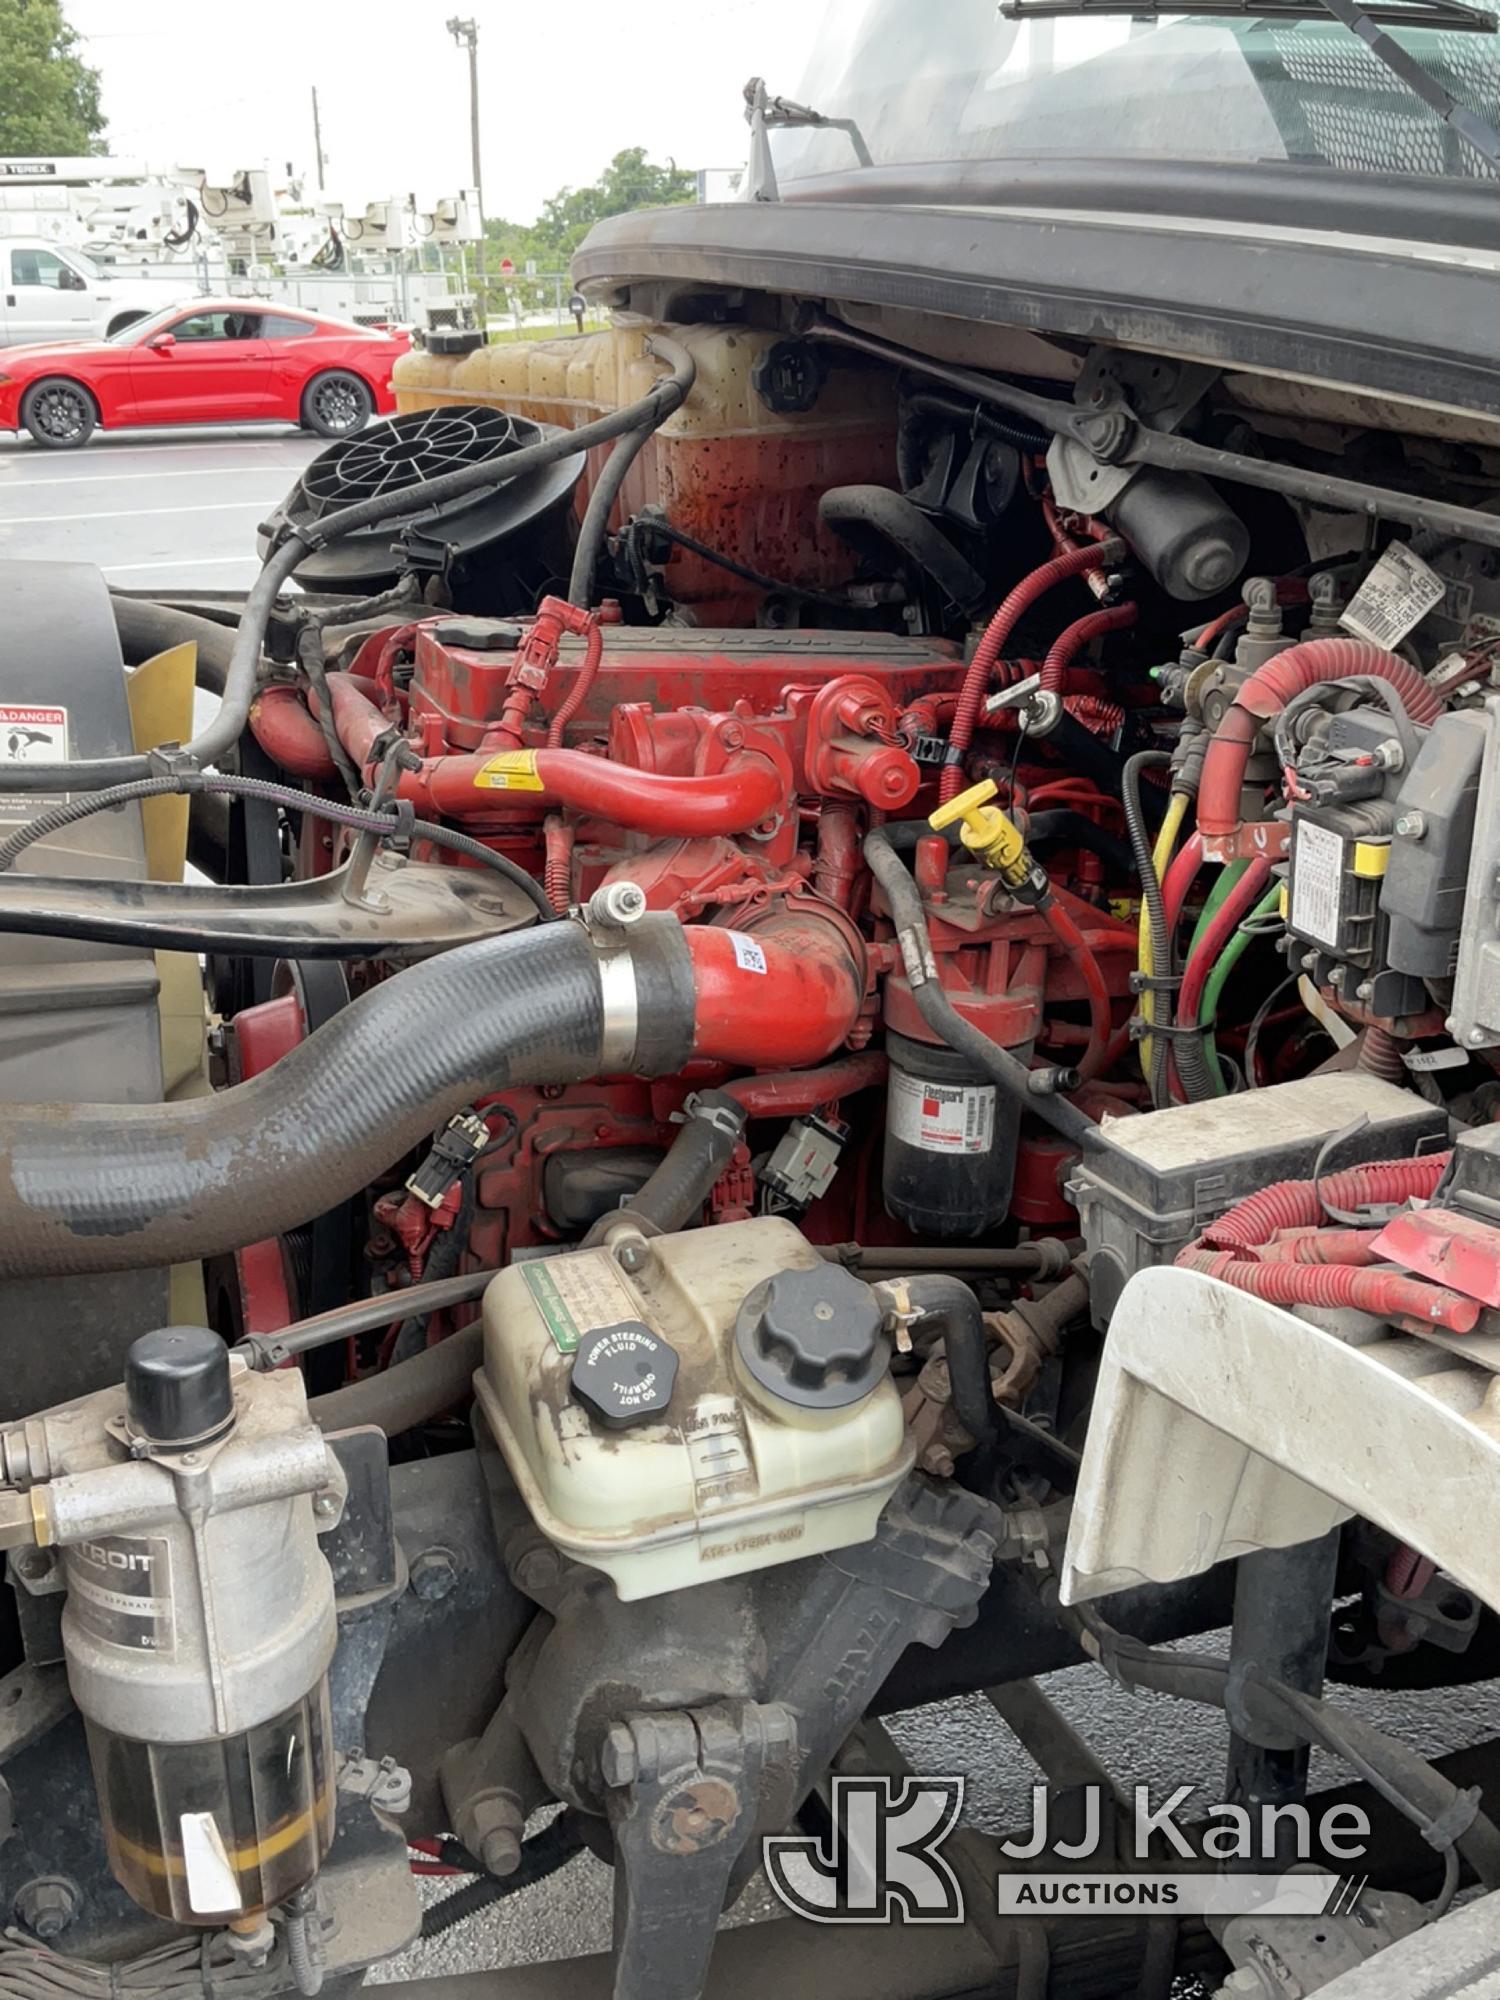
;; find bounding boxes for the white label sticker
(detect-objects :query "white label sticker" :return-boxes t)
[1340,545,1446,649]
[889,1069,996,1155]
[0,703,68,820]
[726,931,767,975]
[1290,817,1344,949]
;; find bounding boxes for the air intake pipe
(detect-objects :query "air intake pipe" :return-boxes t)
[0,903,865,1278]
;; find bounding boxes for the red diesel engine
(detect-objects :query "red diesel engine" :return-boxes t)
[236,600,1137,1342]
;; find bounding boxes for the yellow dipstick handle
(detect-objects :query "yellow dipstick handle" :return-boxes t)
[929,778,1029,886]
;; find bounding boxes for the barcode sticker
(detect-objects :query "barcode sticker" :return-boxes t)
[1341,545,1445,649]
[727,931,767,974]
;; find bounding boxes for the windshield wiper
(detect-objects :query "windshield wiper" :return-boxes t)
[1000,0,1500,170]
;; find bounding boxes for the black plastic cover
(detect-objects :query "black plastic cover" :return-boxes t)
[736,1264,887,1410]
[570,1320,678,1430]
[125,1326,233,1445]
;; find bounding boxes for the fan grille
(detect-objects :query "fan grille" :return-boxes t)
[290,405,547,528]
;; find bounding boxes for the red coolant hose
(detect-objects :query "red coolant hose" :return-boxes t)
[1179,1248,1479,1333]
[686,915,866,1068]
[326,674,786,836]
[1041,900,1112,1081]
[250,685,338,780]
[1038,603,1138,696]
[941,539,1127,801]
[725,1052,887,1118]
[1176,855,1272,1032]
[1198,638,1446,843]
[1194,1152,1451,1255]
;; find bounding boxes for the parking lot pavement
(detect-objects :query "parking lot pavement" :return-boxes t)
[0,423,324,589]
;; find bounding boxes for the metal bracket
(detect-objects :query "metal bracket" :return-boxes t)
[601,1701,797,2000]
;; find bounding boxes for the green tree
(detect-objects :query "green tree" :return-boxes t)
[0,0,106,155]
[486,147,694,268]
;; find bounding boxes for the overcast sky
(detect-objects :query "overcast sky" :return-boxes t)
[67,0,826,223]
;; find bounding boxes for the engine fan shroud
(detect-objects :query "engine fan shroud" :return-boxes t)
[261,403,585,600]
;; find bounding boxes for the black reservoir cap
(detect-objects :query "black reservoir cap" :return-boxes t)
[570,1320,678,1430]
[736,1264,887,1410]
[125,1327,234,1446]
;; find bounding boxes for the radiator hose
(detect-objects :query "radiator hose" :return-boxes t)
[0,916,695,1278]
[0,902,866,1279]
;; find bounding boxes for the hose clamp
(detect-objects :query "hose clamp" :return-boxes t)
[581,884,648,1071]
[596,951,639,1072]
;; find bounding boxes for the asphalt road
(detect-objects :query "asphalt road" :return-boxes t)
[0,421,322,588]
[3,420,1500,1995]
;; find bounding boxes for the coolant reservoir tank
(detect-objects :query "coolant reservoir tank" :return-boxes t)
[475,1218,912,1600]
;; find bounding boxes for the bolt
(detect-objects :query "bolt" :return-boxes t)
[719,721,745,751]
[12,1548,53,1584]
[226,1915,276,1966]
[409,1546,459,1602]
[313,1492,340,1521]
[600,1724,638,1789]
[616,1240,648,1276]
[512,1544,561,1596]
[480,1828,520,1876]
[1395,811,1426,840]
[14,1877,79,1942]
[1469,1028,1488,1048]
[590,881,647,930]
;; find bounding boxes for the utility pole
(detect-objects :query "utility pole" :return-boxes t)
[446,20,488,328]
[310,85,325,192]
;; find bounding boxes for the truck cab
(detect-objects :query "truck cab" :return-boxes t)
[0,239,161,346]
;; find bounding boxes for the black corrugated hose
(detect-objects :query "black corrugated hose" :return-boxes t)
[420,1816,586,1939]
[0,914,695,1278]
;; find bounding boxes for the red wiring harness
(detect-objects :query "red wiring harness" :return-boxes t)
[1173,1151,1472,1328]
[941,539,1127,801]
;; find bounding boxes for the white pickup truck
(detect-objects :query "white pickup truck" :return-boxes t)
[0,239,168,346]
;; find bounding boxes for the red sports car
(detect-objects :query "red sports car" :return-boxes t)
[0,300,409,449]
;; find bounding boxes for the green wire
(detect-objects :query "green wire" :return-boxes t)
[1187,858,1247,959]
[1200,882,1285,1095]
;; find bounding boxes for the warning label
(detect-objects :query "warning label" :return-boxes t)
[521,1249,641,1355]
[0,704,67,819]
[0,704,68,820]
[1291,818,1345,950]
[1340,545,1445,650]
[889,1069,997,1155]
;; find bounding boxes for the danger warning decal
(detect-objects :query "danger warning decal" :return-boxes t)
[0,704,67,820]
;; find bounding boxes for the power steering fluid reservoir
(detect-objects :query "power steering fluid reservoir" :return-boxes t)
[8,1330,341,1925]
[476,1217,912,1599]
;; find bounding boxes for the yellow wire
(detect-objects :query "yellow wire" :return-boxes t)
[1138,790,1189,1082]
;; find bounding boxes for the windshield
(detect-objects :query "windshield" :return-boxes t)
[775,0,1500,185]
